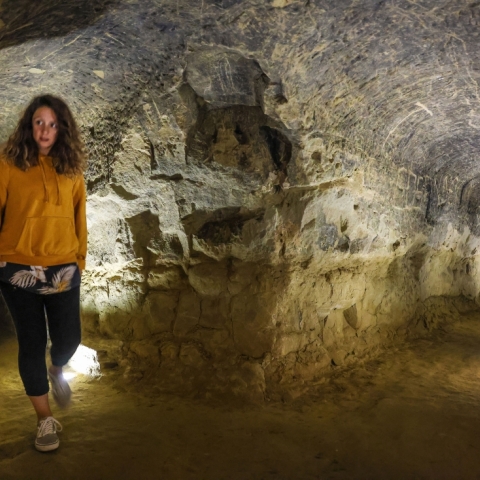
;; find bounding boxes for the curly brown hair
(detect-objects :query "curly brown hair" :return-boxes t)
[4,94,86,175]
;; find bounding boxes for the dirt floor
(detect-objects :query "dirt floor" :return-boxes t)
[2,313,480,480]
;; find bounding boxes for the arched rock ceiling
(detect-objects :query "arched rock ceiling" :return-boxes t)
[0,0,479,224]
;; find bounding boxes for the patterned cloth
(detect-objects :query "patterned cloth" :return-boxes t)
[0,262,80,295]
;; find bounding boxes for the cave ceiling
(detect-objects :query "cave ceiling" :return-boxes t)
[0,0,479,225]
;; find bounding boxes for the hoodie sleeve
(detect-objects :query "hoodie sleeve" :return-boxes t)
[0,157,10,231]
[73,174,87,271]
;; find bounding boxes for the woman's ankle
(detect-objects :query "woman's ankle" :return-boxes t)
[48,365,62,377]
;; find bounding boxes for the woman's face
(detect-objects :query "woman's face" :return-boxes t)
[32,106,58,155]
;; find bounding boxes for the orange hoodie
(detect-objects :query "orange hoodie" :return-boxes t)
[0,154,87,270]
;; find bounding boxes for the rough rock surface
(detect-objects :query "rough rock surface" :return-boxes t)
[1,0,480,400]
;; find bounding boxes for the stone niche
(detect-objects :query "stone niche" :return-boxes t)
[179,47,291,188]
[78,47,477,402]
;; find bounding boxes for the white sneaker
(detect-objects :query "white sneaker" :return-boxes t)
[35,417,62,452]
[48,372,72,409]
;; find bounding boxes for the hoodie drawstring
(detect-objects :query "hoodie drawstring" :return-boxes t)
[39,156,61,205]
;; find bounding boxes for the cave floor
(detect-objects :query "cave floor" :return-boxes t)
[2,314,480,480]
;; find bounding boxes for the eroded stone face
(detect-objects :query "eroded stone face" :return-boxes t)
[1,0,480,401]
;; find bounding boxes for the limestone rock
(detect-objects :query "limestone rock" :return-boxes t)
[0,0,479,400]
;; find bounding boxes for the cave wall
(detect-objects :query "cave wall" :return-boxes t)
[79,116,477,400]
[1,0,480,400]
[79,58,479,398]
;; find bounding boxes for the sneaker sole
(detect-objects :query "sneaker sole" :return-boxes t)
[48,372,72,409]
[35,440,59,452]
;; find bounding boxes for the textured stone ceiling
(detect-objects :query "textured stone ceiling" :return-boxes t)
[1,0,479,228]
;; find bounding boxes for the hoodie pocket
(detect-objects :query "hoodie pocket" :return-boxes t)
[15,217,78,257]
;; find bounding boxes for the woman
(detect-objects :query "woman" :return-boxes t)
[0,95,87,452]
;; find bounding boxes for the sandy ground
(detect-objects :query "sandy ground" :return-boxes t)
[2,314,480,479]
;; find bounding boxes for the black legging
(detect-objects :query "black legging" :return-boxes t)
[0,282,81,396]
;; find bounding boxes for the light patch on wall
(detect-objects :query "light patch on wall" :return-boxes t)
[67,344,101,378]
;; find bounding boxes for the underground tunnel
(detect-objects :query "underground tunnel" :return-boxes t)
[2,0,480,478]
